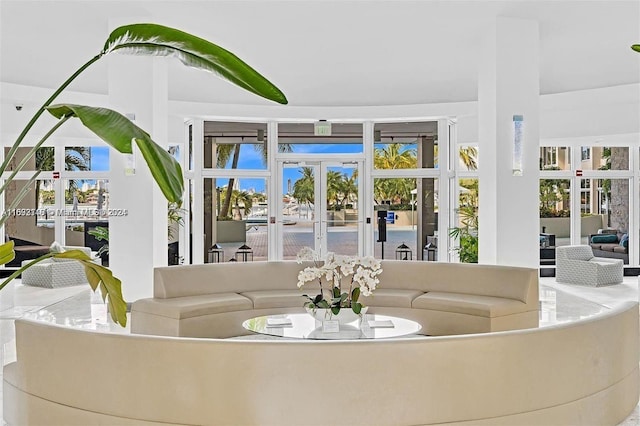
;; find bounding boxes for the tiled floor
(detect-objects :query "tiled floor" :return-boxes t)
[1,276,639,424]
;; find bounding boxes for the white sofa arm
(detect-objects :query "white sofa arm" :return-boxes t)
[556,258,598,285]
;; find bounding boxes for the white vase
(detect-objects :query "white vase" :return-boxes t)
[306,307,368,325]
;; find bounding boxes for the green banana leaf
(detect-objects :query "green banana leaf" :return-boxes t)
[104,23,288,105]
[55,250,127,326]
[0,240,15,266]
[46,104,183,205]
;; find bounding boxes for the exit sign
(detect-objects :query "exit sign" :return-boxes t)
[314,121,332,136]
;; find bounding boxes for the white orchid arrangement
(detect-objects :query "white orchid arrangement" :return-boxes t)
[296,247,382,315]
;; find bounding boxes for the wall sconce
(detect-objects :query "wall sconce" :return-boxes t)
[124,113,137,176]
[512,114,524,176]
[124,151,135,176]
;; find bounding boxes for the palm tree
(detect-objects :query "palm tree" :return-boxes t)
[230,190,253,220]
[293,167,314,219]
[326,170,343,210]
[216,139,292,218]
[340,173,358,208]
[374,143,417,169]
[459,147,478,170]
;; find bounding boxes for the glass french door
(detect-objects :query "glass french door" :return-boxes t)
[278,160,362,259]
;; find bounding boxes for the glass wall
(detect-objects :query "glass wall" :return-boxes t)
[539,144,635,268]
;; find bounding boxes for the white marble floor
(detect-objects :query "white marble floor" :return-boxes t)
[1,276,639,425]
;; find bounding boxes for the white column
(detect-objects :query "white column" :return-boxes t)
[363,121,374,257]
[478,17,540,268]
[267,121,278,260]
[108,43,169,301]
[152,57,169,268]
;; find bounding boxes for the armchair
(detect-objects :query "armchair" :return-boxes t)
[20,246,97,288]
[556,245,623,287]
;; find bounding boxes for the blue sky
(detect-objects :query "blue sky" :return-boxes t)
[88,147,109,171]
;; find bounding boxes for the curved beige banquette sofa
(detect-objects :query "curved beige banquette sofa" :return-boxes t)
[3,302,638,425]
[131,260,539,338]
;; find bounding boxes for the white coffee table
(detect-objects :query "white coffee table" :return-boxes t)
[242,313,422,340]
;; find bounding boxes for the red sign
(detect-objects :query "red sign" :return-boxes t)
[576,170,583,177]
[52,171,60,179]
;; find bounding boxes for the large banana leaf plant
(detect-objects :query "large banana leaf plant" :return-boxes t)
[0,23,287,326]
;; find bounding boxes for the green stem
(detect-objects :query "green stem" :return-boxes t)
[0,116,71,196]
[0,54,103,176]
[0,252,55,291]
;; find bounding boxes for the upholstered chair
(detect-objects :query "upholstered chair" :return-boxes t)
[20,246,96,288]
[556,245,623,287]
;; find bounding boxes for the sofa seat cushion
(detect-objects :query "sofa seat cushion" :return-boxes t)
[613,246,627,254]
[412,292,527,318]
[361,289,424,308]
[241,290,307,309]
[133,293,253,320]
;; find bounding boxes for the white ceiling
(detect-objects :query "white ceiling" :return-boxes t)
[1,0,639,107]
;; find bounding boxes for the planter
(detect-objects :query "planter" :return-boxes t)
[306,306,368,325]
[539,215,605,238]
[215,220,246,243]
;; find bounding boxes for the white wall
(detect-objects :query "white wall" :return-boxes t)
[3,82,638,147]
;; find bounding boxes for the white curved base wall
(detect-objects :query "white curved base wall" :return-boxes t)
[4,302,639,426]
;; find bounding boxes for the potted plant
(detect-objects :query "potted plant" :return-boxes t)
[0,23,287,326]
[296,247,382,323]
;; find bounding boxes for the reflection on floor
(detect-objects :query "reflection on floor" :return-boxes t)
[1,276,639,424]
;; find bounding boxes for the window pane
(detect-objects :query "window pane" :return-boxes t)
[581,146,629,171]
[283,167,314,260]
[452,178,479,263]
[204,177,268,262]
[278,123,363,154]
[4,147,52,171]
[373,122,438,169]
[65,146,109,171]
[204,121,267,170]
[4,179,55,266]
[64,179,110,262]
[539,146,570,171]
[458,146,479,171]
[326,165,359,256]
[373,177,437,260]
[539,178,571,266]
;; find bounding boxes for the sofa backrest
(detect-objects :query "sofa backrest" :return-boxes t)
[378,261,537,303]
[154,260,538,304]
[154,261,315,298]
